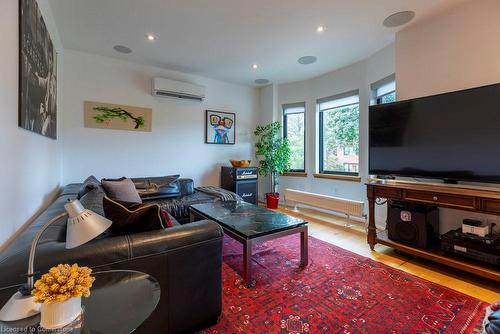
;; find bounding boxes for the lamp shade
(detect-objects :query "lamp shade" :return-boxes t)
[64,200,112,249]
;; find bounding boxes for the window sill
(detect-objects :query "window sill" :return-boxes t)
[313,173,361,182]
[282,172,308,177]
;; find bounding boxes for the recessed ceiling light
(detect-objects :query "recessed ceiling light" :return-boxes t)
[255,79,270,85]
[298,56,317,65]
[316,26,325,33]
[146,34,155,41]
[383,11,415,27]
[113,45,132,54]
[252,64,258,69]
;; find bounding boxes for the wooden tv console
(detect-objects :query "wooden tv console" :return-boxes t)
[367,180,500,281]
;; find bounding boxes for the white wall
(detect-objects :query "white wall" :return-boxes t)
[395,0,500,233]
[268,43,395,227]
[257,84,278,196]
[396,0,500,100]
[62,50,259,186]
[0,0,63,250]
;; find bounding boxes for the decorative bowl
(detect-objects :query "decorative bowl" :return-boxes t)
[230,160,251,167]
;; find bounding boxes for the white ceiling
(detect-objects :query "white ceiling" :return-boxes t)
[48,0,463,86]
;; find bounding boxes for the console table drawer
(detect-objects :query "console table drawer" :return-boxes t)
[374,187,402,199]
[403,191,475,209]
[481,199,500,214]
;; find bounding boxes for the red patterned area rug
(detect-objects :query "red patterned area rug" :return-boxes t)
[201,235,488,334]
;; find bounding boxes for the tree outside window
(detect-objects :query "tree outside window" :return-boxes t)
[283,103,306,172]
[318,92,359,175]
[379,91,396,104]
[372,76,396,105]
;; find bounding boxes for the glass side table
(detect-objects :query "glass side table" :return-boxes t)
[0,270,160,334]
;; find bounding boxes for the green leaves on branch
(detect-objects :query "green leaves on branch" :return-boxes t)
[328,105,359,150]
[93,106,145,129]
[322,105,360,171]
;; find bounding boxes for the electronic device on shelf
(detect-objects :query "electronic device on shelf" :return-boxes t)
[450,228,499,246]
[387,200,439,249]
[462,219,494,237]
[441,229,500,266]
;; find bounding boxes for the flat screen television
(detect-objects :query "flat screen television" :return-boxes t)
[369,83,500,183]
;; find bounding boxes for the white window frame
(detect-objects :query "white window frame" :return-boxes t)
[317,90,360,176]
[371,74,396,105]
[283,102,306,172]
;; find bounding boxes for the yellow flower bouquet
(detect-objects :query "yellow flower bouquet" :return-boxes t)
[32,263,95,304]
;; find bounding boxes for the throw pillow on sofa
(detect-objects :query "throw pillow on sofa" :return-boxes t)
[78,175,102,199]
[161,209,175,228]
[101,177,142,204]
[178,178,195,196]
[79,186,106,217]
[103,196,172,235]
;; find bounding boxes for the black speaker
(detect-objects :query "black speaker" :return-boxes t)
[221,167,258,204]
[234,180,257,204]
[387,201,439,249]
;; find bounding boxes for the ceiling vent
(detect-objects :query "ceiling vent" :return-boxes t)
[152,77,206,101]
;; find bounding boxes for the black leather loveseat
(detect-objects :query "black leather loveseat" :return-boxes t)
[0,184,224,333]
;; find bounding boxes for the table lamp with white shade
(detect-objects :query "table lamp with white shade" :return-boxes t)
[0,199,112,321]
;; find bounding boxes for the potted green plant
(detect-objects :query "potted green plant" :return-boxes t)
[254,122,291,209]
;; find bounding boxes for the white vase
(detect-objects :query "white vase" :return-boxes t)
[40,297,82,329]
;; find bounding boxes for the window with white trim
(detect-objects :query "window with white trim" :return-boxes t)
[318,91,359,175]
[371,74,396,105]
[283,102,305,172]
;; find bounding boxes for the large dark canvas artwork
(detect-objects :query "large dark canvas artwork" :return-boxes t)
[19,0,57,139]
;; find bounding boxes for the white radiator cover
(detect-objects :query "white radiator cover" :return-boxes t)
[284,189,365,218]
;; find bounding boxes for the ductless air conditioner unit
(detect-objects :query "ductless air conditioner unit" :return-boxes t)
[152,77,206,101]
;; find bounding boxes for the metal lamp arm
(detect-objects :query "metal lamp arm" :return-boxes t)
[27,212,68,290]
[0,199,112,322]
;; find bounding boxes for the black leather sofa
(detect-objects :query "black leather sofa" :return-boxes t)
[0,184,224,333]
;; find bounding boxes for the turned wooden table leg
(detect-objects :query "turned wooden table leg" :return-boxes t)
[367,186,377,251]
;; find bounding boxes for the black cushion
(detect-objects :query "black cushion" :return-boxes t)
[79,187,106,216]
[132,175,181,200]
[78,175,101,199]
[178,178,195,196]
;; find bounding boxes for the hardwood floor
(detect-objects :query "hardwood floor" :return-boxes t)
[275,206,500,303]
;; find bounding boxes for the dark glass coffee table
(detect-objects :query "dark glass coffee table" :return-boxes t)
[189,201,308,287]
[0,270,160,333]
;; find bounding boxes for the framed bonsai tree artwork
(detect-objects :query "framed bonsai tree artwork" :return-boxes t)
[19,0,58,139]
[205,110,235,144]
[84,101,152,132]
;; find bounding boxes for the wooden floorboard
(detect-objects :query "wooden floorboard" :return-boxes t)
[274,206,500,303]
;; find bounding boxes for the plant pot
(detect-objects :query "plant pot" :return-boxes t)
[40,297,82,329]
[266,193,280,209]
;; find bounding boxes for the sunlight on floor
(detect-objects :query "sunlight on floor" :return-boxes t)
[275,206,500,303]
